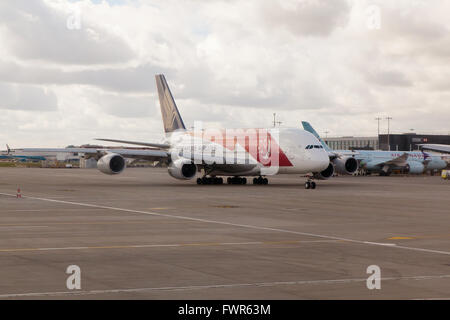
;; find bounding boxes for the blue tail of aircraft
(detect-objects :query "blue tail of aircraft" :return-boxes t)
[301,121,332,152]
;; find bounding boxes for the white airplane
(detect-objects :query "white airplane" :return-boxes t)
[19,75,337,189]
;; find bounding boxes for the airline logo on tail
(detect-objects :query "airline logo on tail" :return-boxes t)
[155,74,186,133]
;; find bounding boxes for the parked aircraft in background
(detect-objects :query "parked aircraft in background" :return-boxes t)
[302,122,448,176]
[13,75,332,189]
[0,145,47,162]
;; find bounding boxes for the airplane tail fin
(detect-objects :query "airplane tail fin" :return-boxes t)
[301,121,332,152]
[6,144,11,155]
[155,74,186,133]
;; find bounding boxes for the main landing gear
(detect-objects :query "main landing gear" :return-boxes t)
[304,179,316,189]
[196,176,270,185]
[197,176,223,185]
[227,177,247,185]
[253,176,268,185]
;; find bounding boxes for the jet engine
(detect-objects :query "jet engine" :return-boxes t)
[363,161,379,171]
[406,162,424,174]
[333,157,358,175]
[168,159,197,180]
[97,153,126,175]
[313,163,335,180]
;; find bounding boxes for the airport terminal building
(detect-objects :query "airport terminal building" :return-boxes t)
[323,137,379,150]
[324,134,450,151]
[379,133,450,151]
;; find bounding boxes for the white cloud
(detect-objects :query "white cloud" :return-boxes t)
[0,0,449,147]
[0,83,58,111]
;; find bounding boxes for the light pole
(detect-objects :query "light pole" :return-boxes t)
[272,113,282,127]
[375,117,381,136]
[386,117,392,151]
[375,117,381,150]
[324,130,329,138]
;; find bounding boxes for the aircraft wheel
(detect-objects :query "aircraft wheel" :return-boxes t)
[227,177,232,184]
[263,178,268,185]
[197,178,202,185]
[242,178,247,185]
[305,182,311,189]
[311,181,316,189]
[253,178,257,184]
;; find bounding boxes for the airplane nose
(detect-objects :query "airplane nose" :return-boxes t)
[317,151,329,171]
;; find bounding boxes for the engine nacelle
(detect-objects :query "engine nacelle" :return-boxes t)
[168,159,197,180]
[363,161,379,171]
[406,162,424,174]
[333,156,358,175]
[97,153,126,175]
[313,162,335,180]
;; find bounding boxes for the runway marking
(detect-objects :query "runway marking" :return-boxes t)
[389,237,415,240]
[388,234,450,240]
[1,274,449,298]
[0,226,49,230]
[363,241,397,246]
[0,240,340,253]
[1,192,450,256]
[5,209,48,212]
[0,221,183,227]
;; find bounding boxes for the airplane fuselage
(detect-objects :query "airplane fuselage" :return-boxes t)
[357,150,447,173]
[165,127,330,176]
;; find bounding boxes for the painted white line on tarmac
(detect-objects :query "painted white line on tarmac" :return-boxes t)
[1,274,449,298]
[0,239,340,253]
[364,242,397,246]
[0,226,49,230]
[1,192,450,256]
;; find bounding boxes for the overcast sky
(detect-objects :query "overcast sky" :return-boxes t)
[0,0,449,147]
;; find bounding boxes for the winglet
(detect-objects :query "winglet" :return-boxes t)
[301,121,332,152]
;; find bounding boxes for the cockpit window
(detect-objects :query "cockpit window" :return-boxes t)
[306,145,323,149]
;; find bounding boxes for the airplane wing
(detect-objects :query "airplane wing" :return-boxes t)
[369,152,409,168]
[17,148,169,161]
[418,144,450,154]
[384,153,409,165]
[327,150,359,160]
[95,139,170,149]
